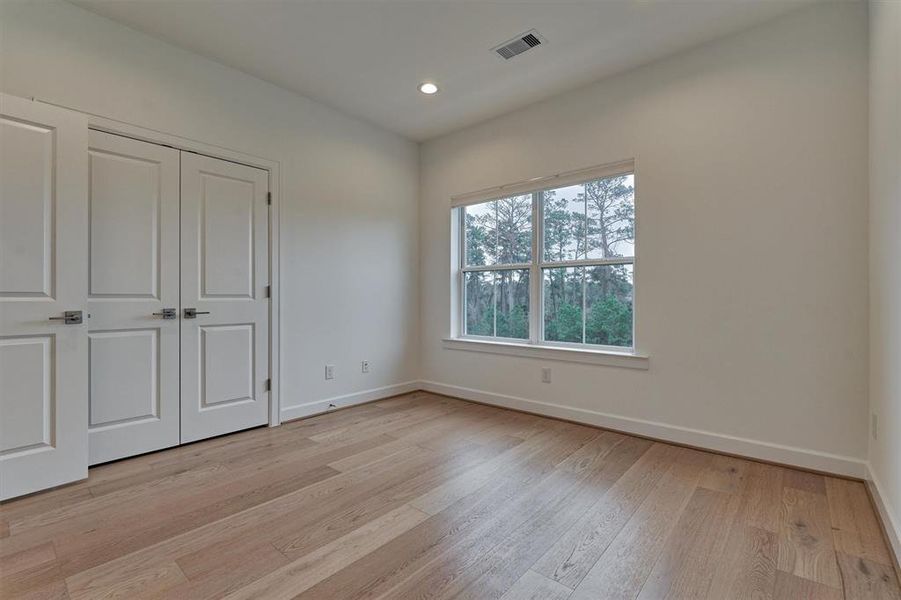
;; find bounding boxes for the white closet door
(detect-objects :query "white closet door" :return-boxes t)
[179,153,269,443]
[0,94,89,500]
[87,131,180,465]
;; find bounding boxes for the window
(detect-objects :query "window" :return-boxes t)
[457,164,635,351]
[462,194,532,340]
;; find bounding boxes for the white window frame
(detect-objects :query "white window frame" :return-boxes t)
[449,159,648,368]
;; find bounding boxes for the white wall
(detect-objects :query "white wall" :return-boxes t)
[420,2,870,475]
[869,0,901,558]
[0,0,421,418]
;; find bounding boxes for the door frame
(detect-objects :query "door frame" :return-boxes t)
[81,111,283,428]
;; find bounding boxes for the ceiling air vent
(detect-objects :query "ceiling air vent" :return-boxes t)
[492,30,545,60]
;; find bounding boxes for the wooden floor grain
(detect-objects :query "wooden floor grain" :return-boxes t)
[1,392,898,600]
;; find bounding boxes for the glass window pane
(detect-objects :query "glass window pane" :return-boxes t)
[543,267,584,343]
[495,195,532,264]
[465,271,495,336]
[464,200,496,267]
[542,184,586,262]
[464,195,532,267]
[586,174,635,259]
[585,264,633,347]
[495,269,530,340]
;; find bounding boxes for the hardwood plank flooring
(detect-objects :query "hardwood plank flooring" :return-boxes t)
[0,391,897,600]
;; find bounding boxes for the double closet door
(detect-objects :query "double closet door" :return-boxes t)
[87,131,271,465]
[1,97,272,498]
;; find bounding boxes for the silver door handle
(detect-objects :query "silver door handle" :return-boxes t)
[48,310,83,324]
[152,308,177,319]
[183,308,211,319]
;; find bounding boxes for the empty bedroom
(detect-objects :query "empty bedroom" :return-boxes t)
[0,0,899,598]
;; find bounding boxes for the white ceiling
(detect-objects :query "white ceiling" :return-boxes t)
[70,0,816,141]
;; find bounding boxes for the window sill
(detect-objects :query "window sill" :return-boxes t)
[442,338,649,370]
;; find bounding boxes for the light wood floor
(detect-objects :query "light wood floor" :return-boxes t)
[1,392,898,600]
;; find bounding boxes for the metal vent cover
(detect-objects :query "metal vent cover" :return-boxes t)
[492,30,545,60]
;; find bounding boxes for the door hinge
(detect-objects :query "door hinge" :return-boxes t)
[267,192,272,205]
[265,379,271,392]
[264,285,271,298]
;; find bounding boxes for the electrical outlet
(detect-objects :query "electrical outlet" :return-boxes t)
[872,413,878,440]
[541,368,552,383]
[361,360,370,374]
[325,364,335,380]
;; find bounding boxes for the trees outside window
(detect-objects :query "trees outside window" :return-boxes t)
[460,170,634,349]
[462,194,531,340]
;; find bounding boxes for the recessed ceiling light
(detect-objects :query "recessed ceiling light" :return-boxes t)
[418,82,439,95]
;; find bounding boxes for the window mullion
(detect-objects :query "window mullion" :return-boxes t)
[463,263,531,273]
[493,200,498,338]
[583,190,589,260]
[459,208,466,337]
[538,257,633,269]
[531,191,541,344]
[581,189,587,343]
[581,267,587,344]
[492,271,498,337]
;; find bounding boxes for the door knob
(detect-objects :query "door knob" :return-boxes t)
[183,308,211,319]
[48,310,83,324]
[152,308,177,319]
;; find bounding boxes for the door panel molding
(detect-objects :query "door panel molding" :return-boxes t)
[198,171,257,299]
[88,148,164,299]
[88,328,160,429]
[199,323,255,409]
[0,117,55,299]
[0,335,54,456]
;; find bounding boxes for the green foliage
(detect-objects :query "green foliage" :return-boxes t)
[497,304,528,340]
[545,303,582,343]
[468,306,493,337]
[464,213,488,266]
[587,296,633,347]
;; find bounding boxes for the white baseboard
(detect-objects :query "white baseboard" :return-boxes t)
[280,380,420,422]
[418,380,868,479]
[866,466,901,571]
[280,379,869,479]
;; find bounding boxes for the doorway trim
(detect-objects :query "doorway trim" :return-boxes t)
[69,108,282,427]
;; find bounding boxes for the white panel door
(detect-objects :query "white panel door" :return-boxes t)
[0,94,88,500]
[87,131,180,464]
[180,153,269,443]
